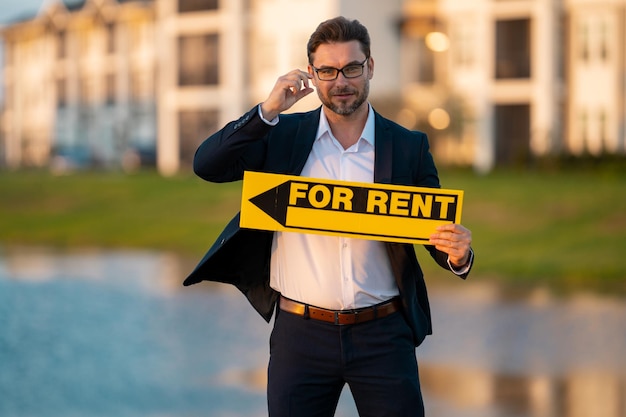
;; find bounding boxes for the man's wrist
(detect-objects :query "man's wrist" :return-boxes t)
[447,248,473,275]
[451,254,469,268]
[259,104,279,125]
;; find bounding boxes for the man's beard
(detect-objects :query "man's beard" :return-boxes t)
[318,81,369,116]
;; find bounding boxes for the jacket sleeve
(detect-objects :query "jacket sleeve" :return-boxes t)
[412,131,474,279]
[193,106,273,183]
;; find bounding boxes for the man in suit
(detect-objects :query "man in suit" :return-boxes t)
[184,16,473,417]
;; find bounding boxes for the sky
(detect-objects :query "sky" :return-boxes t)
[0,0,45,25]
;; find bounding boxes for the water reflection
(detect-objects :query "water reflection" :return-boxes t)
[1,247,625,417]
[419,284,626,417]
[0,247,271,417]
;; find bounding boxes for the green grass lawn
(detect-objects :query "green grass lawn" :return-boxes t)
[430,168,626,294]
[1,168,625,294]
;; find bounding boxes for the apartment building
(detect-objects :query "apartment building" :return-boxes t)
[1,0,156,171]
[401,0,626,172]
[0,0,402,174]
[1,0,624,174]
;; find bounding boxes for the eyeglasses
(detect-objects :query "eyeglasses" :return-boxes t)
[311,58,369,81]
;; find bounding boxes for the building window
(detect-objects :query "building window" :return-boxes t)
[57,78,67,108]
[406,36,435,84]
[599,21,609,61]
[580,17,612,63]
[178,34,219,86]
[79,29,93,56]
[105,74,116,106]
[130,23,151,54]
[579,109,588,146]
[178,110,219,166]
[579,23,589,62]
[57,30,66,59]
[451,21,474,68]
[5,86,12,106]
[494,104,530,166]
[495,19,531,79]
[4,42,12,67]
[131,71,141,102]
[599,108,607,147]
[130,69,156,102]
[106,23,115,54]
[178,0,218,13]
[557,15,567,79]
[79,77,91,105]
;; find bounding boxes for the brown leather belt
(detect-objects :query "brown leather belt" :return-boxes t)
[279,295,402,325]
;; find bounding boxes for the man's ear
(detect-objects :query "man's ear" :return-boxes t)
[308,65,318,87]
[367,57,374,80]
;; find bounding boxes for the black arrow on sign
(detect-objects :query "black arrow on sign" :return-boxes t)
[249,180,371,227]
[248,180,293,226]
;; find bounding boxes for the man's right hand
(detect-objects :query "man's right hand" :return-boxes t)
[260,70,314,121]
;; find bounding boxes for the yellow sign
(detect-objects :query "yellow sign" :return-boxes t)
[240,171,463,244]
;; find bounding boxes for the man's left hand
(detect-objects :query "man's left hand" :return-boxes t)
[429,224,472,268]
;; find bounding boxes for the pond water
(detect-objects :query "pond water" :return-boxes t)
[1,247,625,417]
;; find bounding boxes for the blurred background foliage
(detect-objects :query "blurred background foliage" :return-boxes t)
[1,162,625,295]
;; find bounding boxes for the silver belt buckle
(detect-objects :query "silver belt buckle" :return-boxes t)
[334,311,340,325]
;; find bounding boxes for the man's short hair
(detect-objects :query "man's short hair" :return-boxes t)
[307,17,371,63]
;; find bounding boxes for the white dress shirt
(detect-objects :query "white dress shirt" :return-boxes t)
[259,105,471,310]
[268,105,399,310]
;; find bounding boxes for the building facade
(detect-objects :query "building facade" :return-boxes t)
[1,0,156,171]
[155,0,404,174]
[565,0,626,157]
[400,0,626,172]
[1,0,625,174]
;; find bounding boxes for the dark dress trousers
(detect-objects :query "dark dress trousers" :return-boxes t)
[183,105,472,347]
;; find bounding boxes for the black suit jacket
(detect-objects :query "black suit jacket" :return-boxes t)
[183,105,472,346]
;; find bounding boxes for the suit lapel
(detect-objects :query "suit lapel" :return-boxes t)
[288,107,393,181]
[374,111,393,184]
[289,108,322,174]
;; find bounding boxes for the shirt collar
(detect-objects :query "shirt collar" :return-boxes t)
[316,104,376,147]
